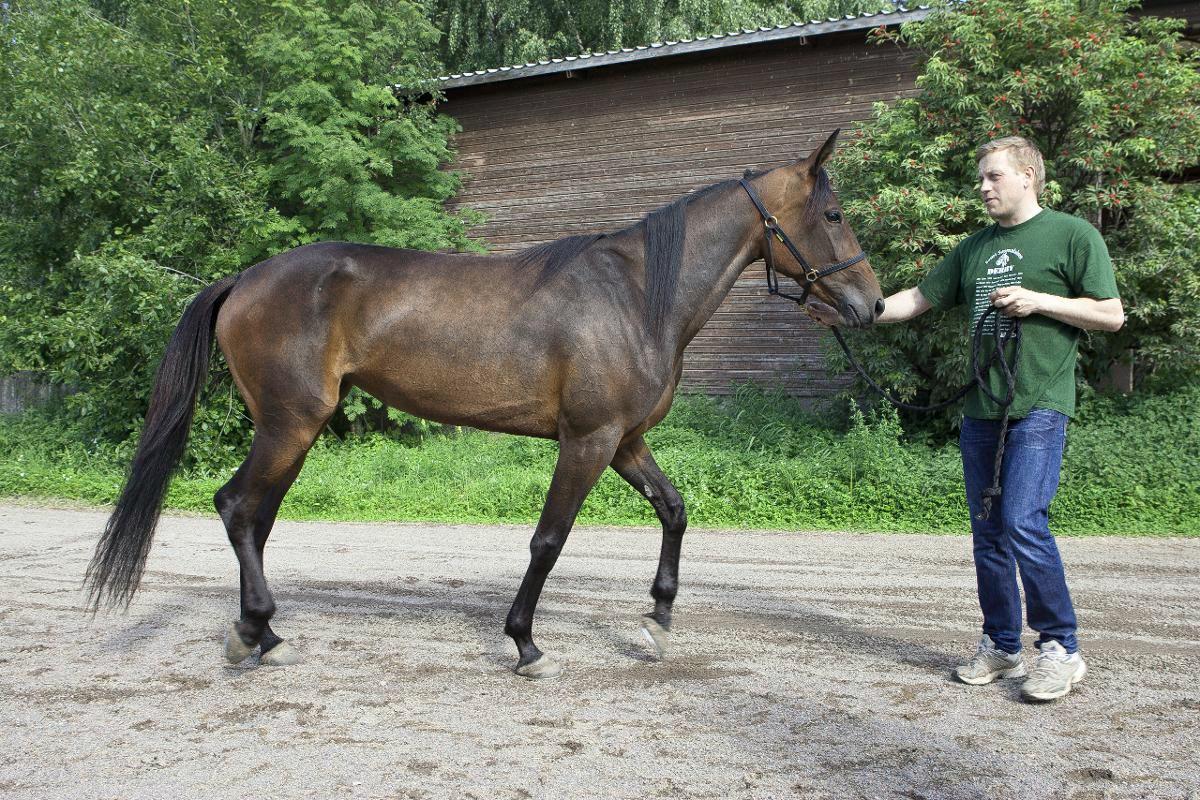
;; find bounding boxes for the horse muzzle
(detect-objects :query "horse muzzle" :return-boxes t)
[806,297,878,329]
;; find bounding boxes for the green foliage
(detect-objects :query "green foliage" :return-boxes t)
[832,0,1200,427]
[1057,383,1200,531]
[430,0,899,74]
[1105,183,1200,389]
[0,0,475,455]
[340,386,442,438]
[251,0,470,248]
[3,385,1195,534]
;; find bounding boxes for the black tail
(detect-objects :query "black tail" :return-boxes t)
[85,275,239,610]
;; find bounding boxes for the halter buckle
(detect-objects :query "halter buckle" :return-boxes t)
[805,268,820,283]
[763,217,785,243]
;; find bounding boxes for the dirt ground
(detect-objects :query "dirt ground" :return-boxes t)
[1,504,1197,799]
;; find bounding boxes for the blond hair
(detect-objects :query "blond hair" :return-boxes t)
[976,136,1045,195]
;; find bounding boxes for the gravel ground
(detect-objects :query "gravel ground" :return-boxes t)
[1,503,1198,799]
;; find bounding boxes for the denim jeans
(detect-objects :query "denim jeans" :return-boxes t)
[960,408,1077,654]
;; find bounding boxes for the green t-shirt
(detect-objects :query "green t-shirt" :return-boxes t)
[917,208,1119,420]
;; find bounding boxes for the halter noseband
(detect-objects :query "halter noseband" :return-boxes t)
[739,178,867,305]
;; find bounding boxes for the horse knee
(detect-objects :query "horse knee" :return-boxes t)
[529,534,565,569]
[664,499,687,538]
[654,490,686,538]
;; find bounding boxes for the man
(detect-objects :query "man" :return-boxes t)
[843,137,1124,701]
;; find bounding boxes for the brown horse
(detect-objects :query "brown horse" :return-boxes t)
[86,130,883,678]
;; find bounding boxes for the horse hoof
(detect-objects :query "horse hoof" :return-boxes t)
[514,654,562,680]
[640,616,669,660]
[223,623,256,664]
[260,641,303,667]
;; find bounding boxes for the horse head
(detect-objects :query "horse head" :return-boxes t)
[745,129,884,329]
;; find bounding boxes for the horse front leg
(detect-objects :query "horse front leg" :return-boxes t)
[610,436,687,659]
[505,428,620,679]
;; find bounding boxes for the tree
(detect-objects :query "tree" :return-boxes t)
[0,0,474,459]
[251,0,469,249]
[831,0,1200,431]
[430,0,903,74]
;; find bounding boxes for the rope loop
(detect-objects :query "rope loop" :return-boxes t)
[831,306,1021,522]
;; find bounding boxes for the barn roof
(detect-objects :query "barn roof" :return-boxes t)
[435,5,933,90]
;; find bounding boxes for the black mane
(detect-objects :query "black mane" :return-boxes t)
[517,234,607,288]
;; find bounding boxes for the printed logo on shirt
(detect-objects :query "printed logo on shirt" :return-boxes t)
[987,249,1021,274]
[974,248,1023,336]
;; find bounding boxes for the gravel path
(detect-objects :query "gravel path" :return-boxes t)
[1,504,1197,799]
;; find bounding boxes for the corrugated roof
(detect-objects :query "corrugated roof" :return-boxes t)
[435,5,932,90]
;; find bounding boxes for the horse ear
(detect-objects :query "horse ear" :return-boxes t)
[805,129,841,175]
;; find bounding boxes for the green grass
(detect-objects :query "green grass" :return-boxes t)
[1,385,1197,535]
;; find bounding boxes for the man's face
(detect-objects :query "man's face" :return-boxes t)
[977,150,1032,222]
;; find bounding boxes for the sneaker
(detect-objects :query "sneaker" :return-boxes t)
[1021,640,1087,701]
[954,634,1027,685]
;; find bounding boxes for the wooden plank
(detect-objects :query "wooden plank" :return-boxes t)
[449,92,915,171]
[447,69,916,145]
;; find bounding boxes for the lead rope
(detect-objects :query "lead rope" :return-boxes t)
[830,309,1021,521]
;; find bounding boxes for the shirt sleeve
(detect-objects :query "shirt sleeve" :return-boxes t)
[917,243,964,311]
[1070,223,1120,300]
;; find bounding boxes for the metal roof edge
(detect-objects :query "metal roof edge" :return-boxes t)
[432,6,933,91]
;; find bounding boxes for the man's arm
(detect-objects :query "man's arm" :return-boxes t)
[876,286,933,324]
[989,286,1124,332]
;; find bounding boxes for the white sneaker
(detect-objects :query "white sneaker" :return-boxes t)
[955,634,1027,685]
[1021,640,1086,701]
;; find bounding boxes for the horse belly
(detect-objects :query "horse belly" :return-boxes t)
[350,338,562,439]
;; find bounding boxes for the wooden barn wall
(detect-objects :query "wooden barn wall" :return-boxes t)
[440,33,919,397]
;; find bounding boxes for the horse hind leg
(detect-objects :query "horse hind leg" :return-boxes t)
[215,416,330,666]
[610,436,687,660]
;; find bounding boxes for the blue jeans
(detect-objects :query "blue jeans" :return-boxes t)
[960,409,1077,654]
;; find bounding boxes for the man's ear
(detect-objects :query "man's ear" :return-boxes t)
[806,129,841,176]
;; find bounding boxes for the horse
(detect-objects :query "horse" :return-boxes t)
[85,129,884,679]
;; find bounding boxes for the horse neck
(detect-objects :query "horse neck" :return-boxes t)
[664,183,764,353]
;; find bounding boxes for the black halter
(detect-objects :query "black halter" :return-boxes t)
[739,178,867,305]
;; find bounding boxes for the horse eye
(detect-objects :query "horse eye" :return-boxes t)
[824,210,843,223]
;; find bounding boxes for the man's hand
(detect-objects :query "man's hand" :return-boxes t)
[989,286,1124,331]
[989,285,1043,318]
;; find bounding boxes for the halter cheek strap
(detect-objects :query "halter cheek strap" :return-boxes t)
[739,178,866,305]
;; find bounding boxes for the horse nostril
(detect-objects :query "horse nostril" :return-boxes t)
[874,298,886,319]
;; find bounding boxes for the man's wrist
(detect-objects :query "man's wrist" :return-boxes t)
[1031,291,1053,317]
